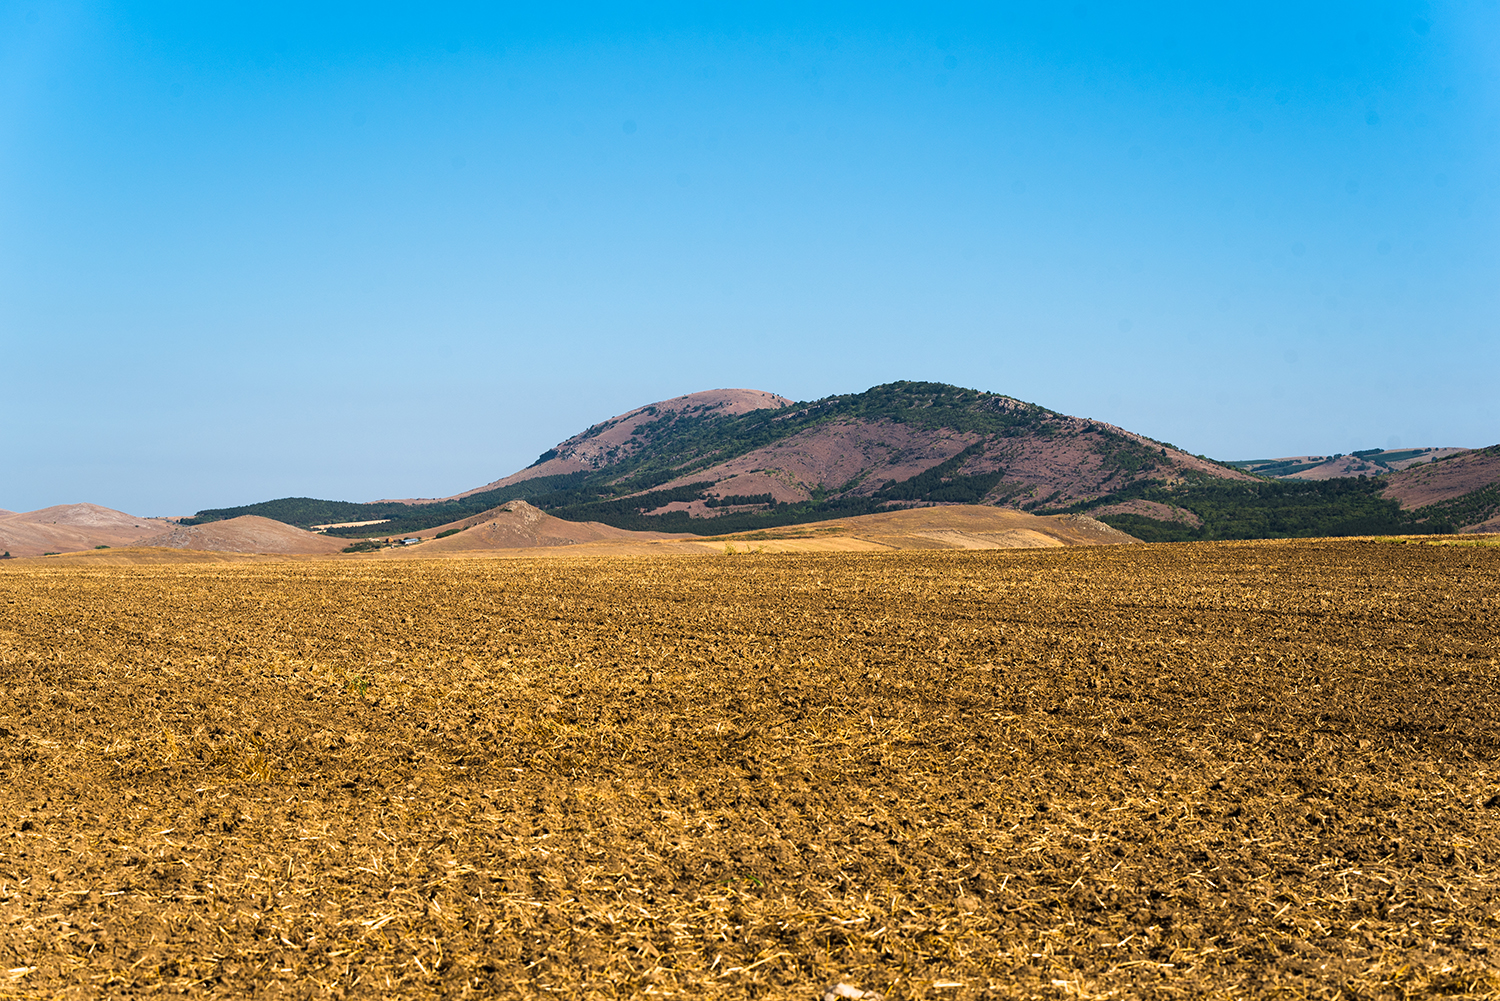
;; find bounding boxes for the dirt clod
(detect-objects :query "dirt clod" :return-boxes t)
[0,539,1497,999]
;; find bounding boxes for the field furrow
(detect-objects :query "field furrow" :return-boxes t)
[1,540,1497,999]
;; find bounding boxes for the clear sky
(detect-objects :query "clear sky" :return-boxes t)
[3,2,1496,515]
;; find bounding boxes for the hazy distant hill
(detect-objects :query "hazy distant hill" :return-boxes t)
[0,504,174,558]
[1226,447,1469,481]
[183,380,1498,541]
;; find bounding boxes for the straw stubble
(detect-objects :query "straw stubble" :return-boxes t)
[0,539,1496,998]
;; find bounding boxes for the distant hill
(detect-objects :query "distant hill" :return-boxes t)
[377,499,696,555]
[1220,445,1500,534]
[0,504,175,558]
[183,380,1499,541]
[1380,445,1500,533]
[137,516,347,555]
[433,383,1255,534]
[1089,445,1500,540]
[1226,447,1469,480]
[371,503,1141,558]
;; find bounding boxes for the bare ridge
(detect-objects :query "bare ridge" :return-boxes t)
[0,504,175,557]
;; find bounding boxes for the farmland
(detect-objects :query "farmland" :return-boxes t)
[1,540,1498,999]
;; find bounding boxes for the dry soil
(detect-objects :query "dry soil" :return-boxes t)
[0,540,1497,999]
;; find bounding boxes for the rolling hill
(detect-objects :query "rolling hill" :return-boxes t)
[1381,444,1500,533]
[0,504,175,558]
[136,516,348,555]
[353,499,1137,559]
[379,499,695,554]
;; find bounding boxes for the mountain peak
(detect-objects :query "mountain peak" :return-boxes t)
[456,388,791,498]
[441,381,1250,529]
[180,381,1498,541]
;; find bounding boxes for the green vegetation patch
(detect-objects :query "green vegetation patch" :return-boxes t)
[703,493,774,508]
[184,472,592,538]
[1076,476,1455,541]
[1412,482,1500,533]
[1229,458,1330,477]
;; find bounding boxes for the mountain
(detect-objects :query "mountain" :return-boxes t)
[462,383,1250,514]
[1089,446,1500,540]
[1218,445,1500,535]
[181,382,1244,536]
[0,504,175,558]
[188,382,1254,536]
[181,381,1498,540]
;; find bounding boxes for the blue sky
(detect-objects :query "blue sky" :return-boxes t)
[3,2,1496,515]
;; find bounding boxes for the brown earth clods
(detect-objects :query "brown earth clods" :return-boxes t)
[1,541,1498,999]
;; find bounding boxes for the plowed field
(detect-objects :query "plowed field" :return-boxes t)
[1,540,1498,999]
